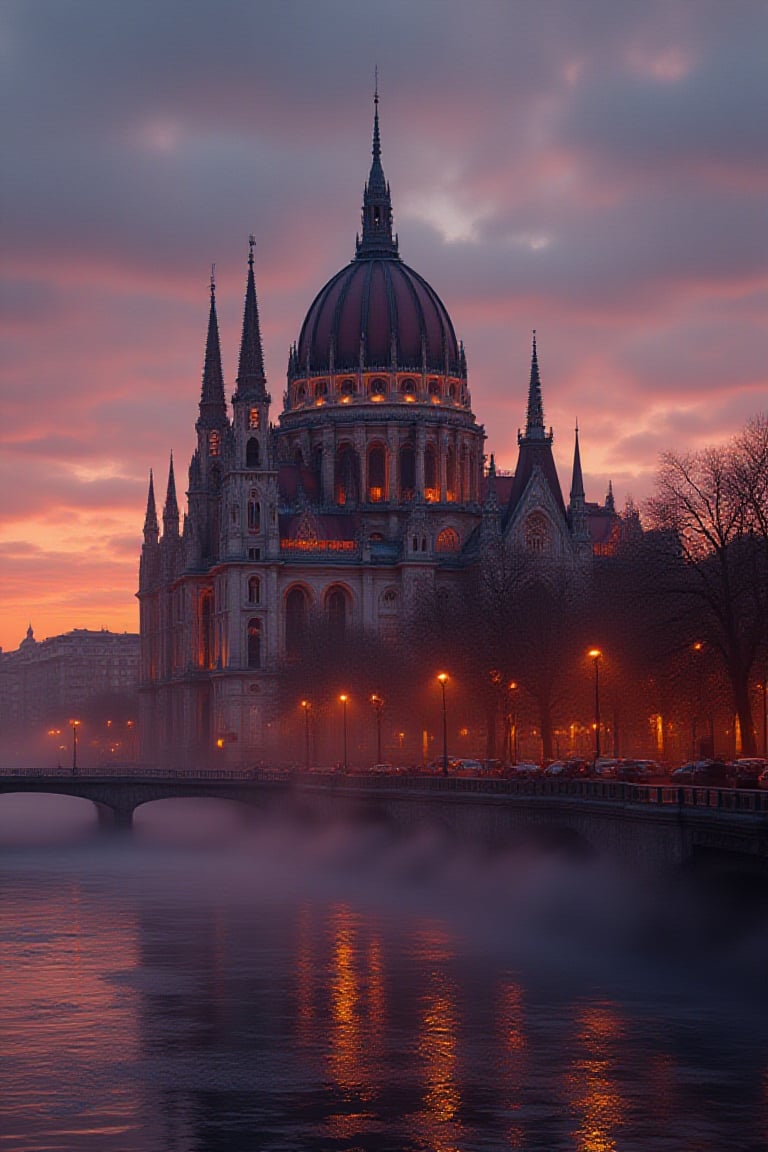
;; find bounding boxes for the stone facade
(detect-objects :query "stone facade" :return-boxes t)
[137,99,620,767]
[0,626,139,731]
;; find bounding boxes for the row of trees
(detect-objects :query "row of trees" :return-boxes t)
[275,414,768,765]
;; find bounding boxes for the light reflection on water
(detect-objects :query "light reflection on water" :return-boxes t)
[1,794,767,1151]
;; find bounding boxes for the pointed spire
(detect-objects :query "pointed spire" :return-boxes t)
[605,479,615,513]
[143,468,159,543]
[198,265,228,429]
[570,422,585,502]
[524,330,547,439]
[162,453,180,537]
[234,236,268,400]
[484,453,499,509]
[356,80,399,259]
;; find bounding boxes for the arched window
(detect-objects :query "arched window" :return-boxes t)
[340,378,356,396]
[248,576,260,604]
[247,618,261,669]
[285,586,310,658]
[315,380,328,397]
[247,493,260,533]
[424,443,438,502]
[293,445,304,466]
[326,586,348,635]
[524,512,550,555]
[401,378,416,395]
[380,588,398,613]
[428,379,441,399]
[208,430,221,458]
[334,444,360,506]
[295,384,306,404]
[436,527,460,553]
[246,438,260,468]
[367,444,386,502]
[370,377,387,398]
[200,591,214,669]
[249,408,260,430]
[446,445,457,502]
[399,444,415,501]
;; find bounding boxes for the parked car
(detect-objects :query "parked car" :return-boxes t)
[591,758,619,779]
[507,761,542,778]
[616,759,656,783]
[544,759,588,778]
[759,767,768,790]
[728,759,766,789]
[672,759,729,786]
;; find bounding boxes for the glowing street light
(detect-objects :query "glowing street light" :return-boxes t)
[507,681,519,764]
[437,673,449,776]
[588,650,602,760]
[339,694,349,772]
[70,719,81,776]
[370,694,384,766]
[301,700,312,771]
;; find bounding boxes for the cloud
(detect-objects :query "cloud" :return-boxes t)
[0,0,766,649]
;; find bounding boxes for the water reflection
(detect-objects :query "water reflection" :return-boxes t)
[568,1003,624,1152]
[1,805,768,1151]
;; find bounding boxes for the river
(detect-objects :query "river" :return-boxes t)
[1,793,767,1151]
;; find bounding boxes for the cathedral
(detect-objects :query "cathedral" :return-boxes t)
[137,95,619,766]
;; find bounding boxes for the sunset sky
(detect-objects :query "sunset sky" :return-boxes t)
[1,1,766,653]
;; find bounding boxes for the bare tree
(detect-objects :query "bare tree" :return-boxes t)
[646,431,768,757]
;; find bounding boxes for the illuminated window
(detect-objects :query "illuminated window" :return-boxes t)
[424,443,438,502]
[446,446,457,502]
[368,444,386,502]
[209,430,221,457]
[248,576,260,604]
[315,380,328,397]
[249,408,260,429]
[524,512,550,554]
[247,618,261,669]
[334,444,360,506]
[246,438,260,468]
[436,527,460,553]
[401,378,416,395]
[326,586,349,635]
[370,378,387,398]
[428,379,441,400]
[399,444,415,501]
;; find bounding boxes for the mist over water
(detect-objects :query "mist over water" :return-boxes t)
[1,794,767,1151]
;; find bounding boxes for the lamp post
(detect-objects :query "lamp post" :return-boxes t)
[300,700,311,771]
[588,650,601,760]
[370,694,383,765]
[763,672,768,759]
[70,719,81,776]
[507,681,518,764]
[339,694,348,772]
[437,673,449,776]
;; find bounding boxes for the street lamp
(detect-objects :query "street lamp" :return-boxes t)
[70,719,81,775]
[339,694,349,772]
[437,673,449,776]
[300,700,312,771]
[370,694,384,766]
[588,650,601,760]
[507,681,518,764]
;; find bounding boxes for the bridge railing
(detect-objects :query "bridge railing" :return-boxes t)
[2,766,768,814]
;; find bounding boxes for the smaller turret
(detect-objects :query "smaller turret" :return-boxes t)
[162,454,180,539]
[143,469,159,545]
[568,424,590,542]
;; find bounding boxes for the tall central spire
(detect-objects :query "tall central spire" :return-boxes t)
[520,331,552,444]
[356,80,399,259]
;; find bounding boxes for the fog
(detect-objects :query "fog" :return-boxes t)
[2,791,767,1018]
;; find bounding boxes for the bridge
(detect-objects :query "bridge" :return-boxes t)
[2,767,768,870]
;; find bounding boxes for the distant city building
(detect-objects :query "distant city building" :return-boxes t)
[0,626,140,730]
[138,96,633,766]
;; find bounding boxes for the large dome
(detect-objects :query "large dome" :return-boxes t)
[296,257,461,376]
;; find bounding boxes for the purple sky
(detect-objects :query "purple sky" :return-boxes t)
[1,0,767,651]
